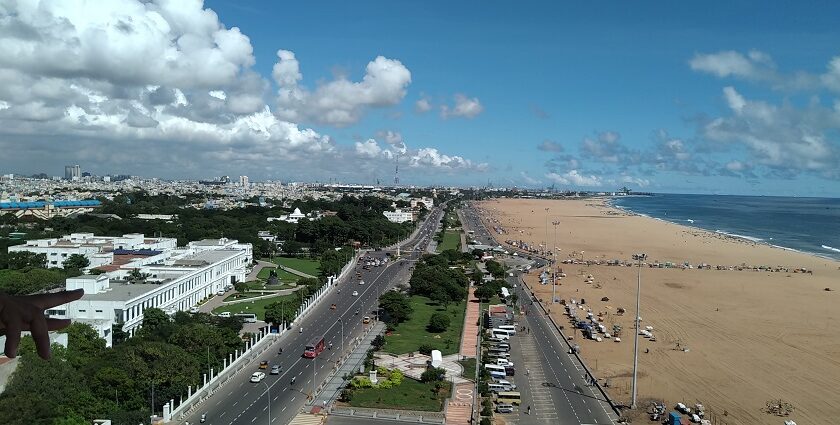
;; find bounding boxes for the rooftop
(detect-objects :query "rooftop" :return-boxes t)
[84,282,161,302]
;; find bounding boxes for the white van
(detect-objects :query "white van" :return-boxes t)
[484,364,507,375]
[492,378,516,390]
[488,383,507,393]
[488,370,506,379]
[218,311,231,318]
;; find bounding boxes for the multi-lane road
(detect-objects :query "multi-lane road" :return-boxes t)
[181,208,445,425]
[461,203,616,425]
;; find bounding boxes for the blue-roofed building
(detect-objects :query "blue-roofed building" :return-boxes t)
[0,199,101,219]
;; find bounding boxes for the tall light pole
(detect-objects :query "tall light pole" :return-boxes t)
[312,355,317,399]
[631,253,646,409]
[544,208,550,257]
[261,380,271,425]
[552,220,560,303]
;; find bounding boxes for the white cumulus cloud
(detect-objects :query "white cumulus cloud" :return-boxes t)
[545,170,602,187]
[273,51,411,127]
[440,94,483,119]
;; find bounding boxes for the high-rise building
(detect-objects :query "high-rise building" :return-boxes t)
[239,175,249,189]
[64,165,81,181]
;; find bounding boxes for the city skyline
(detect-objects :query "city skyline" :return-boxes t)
[2,1,840,196]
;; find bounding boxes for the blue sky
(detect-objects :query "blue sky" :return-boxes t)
[2,1,840,195]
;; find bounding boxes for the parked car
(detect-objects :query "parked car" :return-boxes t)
[189,306,200,313]
[496,403,514,414]
[250,372,265,383]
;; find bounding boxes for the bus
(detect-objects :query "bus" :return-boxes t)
[234,313,257,323]
[495,391,521,405]
[497,325,517,335]
[491,329,513,340]
[303,336,325,358]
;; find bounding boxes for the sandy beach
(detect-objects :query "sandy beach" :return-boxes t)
[476,198,840,425]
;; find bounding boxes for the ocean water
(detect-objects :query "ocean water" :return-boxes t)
[611,194,840,261]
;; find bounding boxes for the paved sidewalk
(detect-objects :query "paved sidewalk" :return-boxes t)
[459,287,479,358]
[445,382,474,425]
[313,322,387,408]
[374,353,468,384]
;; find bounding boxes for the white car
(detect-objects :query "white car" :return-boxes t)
[352,291,359,296]
[250,372,265,383]
[359,280,365,285]
[189,306,200,314]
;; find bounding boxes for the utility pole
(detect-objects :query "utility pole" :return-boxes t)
[552,220,560,303]
[631,253,647,409]
[544,208,550,257]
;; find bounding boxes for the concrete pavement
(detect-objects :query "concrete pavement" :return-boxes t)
[179,207,446,425]
[373,353,468,384]
[311,321,386,408]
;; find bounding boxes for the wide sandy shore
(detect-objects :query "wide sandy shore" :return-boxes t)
[476,198,840,425]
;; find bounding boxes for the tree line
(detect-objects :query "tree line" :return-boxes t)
[0,310,245,425]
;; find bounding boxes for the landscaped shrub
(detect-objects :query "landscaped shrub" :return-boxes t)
[427,312,451,332]
[418,343,434,355]
[480,417,492,425]
[390,369,404,386]
[350,376,373,388]
[421,367,447,383]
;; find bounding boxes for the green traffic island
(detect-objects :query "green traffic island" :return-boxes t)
[381,295,467,356]
[436,229,462,253]
[211,292,307,322]
[268,256,322,276]
[256,266,300,284]
[339,367,452,412]
[457,358,477,380]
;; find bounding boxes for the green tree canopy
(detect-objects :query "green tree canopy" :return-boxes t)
[427,312,451,333]
[379,291,413,324]
[62,253,90,270]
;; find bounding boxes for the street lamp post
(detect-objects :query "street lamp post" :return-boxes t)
[631,253,647,409]
[261,380,271,425]
[544,208,550,257]
[552,221,560,304]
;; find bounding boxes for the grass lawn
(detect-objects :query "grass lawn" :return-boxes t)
[458,358,477,380]
[384,295,466,356]
[256,266,300,282]
[271,257,321,276]
[244,280,294,291]
[436,230,461,253]
[347,378,451,411]
[212,293,304,321]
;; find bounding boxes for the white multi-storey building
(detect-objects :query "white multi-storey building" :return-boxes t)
[9,233,177,269]
[383,208,415,223]
[45,237,252,346]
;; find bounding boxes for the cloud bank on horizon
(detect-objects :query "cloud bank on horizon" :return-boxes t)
[536,50,840,191]
[0,0,486,183]
[0,1,839,195]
